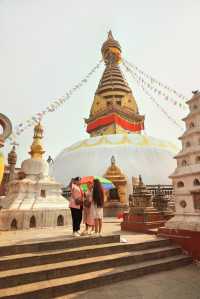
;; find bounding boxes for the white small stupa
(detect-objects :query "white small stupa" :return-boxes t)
[0,123,70,230]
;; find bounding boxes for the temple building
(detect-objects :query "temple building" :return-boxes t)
[52,32,178,198]
[0,123,69,230]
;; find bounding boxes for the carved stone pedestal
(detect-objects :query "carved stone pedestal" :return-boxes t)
[152,185,174,220]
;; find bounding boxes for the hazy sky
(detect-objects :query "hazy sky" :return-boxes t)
[0,0,200,165]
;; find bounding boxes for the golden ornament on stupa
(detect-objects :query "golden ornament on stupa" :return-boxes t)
[101,30,122,64]
[29,122,45,159]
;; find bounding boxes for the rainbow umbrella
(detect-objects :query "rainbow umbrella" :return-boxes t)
[80,176,115,191]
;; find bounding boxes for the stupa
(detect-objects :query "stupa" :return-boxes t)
[103,155,127,216]
[0,123,70,230]
[159,91,200,259]
[52,31,178,199]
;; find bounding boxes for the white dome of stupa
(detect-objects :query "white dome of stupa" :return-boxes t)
[52,133,178,193]
[21,158,49,178]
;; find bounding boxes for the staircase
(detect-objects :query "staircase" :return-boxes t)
[0,235,192,299]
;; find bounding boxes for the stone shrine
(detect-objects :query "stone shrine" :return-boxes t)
[0,123,70,230]
[121,175,165,233]
[103,156,128,216]
[152,185,174,220]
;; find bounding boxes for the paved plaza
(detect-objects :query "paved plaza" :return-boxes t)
[67,264,200,299]
[0,218,157,247]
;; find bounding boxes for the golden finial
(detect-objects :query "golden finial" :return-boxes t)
[34,122,43,139]
[101,31,122,65]
[29,122,45,159]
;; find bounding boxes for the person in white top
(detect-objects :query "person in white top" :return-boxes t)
[92,179,104,236]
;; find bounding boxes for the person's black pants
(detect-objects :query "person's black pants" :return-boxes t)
[70,208,83,232]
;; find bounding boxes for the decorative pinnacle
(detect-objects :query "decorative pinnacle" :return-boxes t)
[29,122,45,159]
[108,30,114,40]
[47,155,54,165]
[139,175,143,186]
[111,155,116,165]
[192,90,199,95]
[34,122,43,139]
[10,141,19,147]
[101,31,122,65]
[8,145,17,165]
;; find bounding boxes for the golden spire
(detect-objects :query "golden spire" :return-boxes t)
[85,31,145,137]
[96,31,131,95]
[101,30,122,65]
[29,122,45,159]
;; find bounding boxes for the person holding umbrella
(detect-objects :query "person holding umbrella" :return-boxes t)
[80,176,114,191]
[82,181,95,235]
[80,176,114,236]
[69,177,83,237]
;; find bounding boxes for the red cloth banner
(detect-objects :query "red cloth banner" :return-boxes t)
[87,114,144,133]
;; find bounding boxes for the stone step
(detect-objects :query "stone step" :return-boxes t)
[0,238,171,271]
[0,255,192,299]
[0,245,182,289]
[147,228,159,235]
[0,234,120,257]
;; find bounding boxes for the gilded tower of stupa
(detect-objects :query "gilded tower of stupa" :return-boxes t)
[85,31,144,136]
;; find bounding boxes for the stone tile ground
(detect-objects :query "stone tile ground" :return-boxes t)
[0,218,157,246]
[66,265,200,299]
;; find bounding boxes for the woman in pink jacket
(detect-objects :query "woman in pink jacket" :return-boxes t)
[69,177,83,237]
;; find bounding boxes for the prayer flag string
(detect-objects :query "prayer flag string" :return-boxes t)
[123,59,188,110]
[122,61,184,131]
[8,59,103,143]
